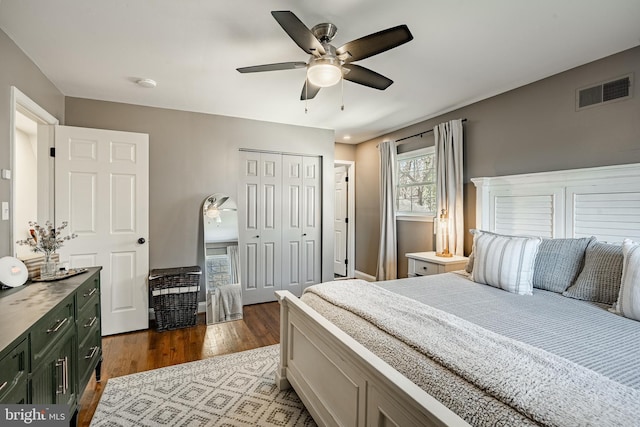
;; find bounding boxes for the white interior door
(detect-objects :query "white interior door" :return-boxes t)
[282,155,321,294]
[239,151,282,305]
[54,125,149,336]
[334,165,348,276]
[282,155,303,296]
[302,156,322,287]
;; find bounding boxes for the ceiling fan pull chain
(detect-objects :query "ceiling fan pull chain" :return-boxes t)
[341,77,345,111]
[305,82,308,113]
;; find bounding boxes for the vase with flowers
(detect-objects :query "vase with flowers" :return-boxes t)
[16,221,77,279]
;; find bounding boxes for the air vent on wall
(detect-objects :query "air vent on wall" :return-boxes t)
[576,74,633,110]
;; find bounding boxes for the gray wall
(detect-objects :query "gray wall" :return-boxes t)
[0,29,65,257]
[355,46,640,278]
[64,98,336,286]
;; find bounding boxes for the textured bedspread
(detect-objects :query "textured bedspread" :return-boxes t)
[302,277,640,426]
[380,272,640,389]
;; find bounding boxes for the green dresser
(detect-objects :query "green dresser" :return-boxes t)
[0,267,102,425]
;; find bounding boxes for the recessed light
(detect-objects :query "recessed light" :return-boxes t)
[343,135,351,140]
[136,78,157,88]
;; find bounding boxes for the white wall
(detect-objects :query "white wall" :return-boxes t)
[13,127,38,258]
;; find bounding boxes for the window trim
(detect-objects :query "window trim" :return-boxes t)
[395,146,436,220]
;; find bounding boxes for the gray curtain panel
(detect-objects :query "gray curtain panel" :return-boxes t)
[377,140,397,280]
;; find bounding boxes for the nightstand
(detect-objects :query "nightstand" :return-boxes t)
[406,251,469,277]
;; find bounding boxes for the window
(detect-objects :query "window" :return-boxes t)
[396,147,436,217]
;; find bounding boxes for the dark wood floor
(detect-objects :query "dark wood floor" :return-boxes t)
[77,302,280,427]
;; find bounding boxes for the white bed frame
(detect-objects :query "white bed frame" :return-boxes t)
[275,163,640,427]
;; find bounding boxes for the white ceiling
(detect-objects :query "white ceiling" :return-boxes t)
[1,0,639,144]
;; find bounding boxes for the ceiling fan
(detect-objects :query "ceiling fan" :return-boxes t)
[237,11,413,100]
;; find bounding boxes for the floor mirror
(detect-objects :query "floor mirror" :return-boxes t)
[202,193,242,324]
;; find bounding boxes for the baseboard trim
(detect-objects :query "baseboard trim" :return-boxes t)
[354,270,376,282]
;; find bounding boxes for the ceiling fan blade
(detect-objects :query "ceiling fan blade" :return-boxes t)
[336,25,413,63]
[271,11,326,56]
[237,62,307,73]
[343,64,393,90]
[300,79,321,100]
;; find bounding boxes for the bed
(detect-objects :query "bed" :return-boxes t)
[275,163,640,426]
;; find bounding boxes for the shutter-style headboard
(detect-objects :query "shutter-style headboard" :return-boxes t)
[471,163,640,242]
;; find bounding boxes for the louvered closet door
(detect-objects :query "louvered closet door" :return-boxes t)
[239,151,282,305]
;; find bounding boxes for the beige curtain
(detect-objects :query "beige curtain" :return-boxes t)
[434,119,464,256]
[377,140,397,280]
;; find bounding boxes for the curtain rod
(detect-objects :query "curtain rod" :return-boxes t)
[395,118,467,143]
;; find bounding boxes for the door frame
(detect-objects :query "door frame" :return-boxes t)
[334,160,355,278]
[9,86,59,256]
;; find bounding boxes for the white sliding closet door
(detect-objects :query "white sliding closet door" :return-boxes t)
[239,151,321,305]
[239,151,282,305]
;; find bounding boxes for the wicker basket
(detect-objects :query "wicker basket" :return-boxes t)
[149,266,201,331]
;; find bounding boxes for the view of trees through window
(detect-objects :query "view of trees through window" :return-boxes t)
[397,150,436,215]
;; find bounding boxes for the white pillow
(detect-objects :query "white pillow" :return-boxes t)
[470,230,541,295]
[612,239,640,321]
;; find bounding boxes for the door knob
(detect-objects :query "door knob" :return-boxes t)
[137,238,146,244]
[254,235,260,238]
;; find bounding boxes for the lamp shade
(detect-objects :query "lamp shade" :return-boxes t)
[307,62,342,88]
[0,256,28,288]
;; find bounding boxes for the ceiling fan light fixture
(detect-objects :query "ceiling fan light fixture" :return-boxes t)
[307,59,342,88]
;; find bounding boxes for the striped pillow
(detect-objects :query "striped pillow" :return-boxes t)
[612,239,640,321]
[470,230,541,295]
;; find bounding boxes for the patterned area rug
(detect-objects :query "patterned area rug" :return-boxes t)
[90,345,316,426]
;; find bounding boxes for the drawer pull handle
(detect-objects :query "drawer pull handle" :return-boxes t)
[84,287,98,298]
[0,381,7,392]
[85,346,99,360]
[47,317,68,334]
[84,316,97,328]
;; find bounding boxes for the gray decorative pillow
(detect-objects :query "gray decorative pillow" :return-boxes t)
[562,241,623,304]
[533,237,594,293]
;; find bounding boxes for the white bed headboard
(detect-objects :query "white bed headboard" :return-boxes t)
[471,163,640,242]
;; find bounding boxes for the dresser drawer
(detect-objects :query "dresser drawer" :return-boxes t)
[31,300,75,363]
[77,296,100,345]
[0,338,28,403]
[77,327,101,391]
[77,273,100,313]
